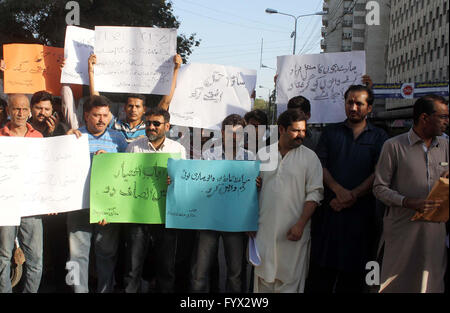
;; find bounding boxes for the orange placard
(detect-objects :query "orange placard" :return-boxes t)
[3,44,65,96]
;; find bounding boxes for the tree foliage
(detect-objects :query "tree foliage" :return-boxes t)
[0,0,200,61]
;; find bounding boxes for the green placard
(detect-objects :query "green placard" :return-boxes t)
[90,153,180,224]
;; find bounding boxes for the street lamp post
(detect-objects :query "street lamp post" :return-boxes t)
[265,8,325,55]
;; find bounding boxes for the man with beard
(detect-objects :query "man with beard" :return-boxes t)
[124,107,186,293]
[307,85,388,293]
[66,95,128,293]
[29,91,65,137]
[373,95,449,292]
[252,109,323,292]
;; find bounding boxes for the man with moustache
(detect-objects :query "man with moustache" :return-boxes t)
[28,91,65,137]
[124,107,186,293]
[0,94,43,293]
[307,85,388,293]
[252,109,324,293]
[373,95,449,292]
[66,95,128,293]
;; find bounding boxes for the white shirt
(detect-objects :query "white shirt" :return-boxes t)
[255,143,324,286]
[126,136,187,159]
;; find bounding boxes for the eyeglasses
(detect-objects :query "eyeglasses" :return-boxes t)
[145,120,165,127]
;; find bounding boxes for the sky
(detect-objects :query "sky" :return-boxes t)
[171,0,325,100]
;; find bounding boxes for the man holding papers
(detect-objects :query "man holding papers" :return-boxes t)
[373,95,449,293]
[66,95,127,293]
[253,109,323,293]
[0,94,43,293]
[124,107,186,293]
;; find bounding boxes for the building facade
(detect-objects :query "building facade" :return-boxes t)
[386,0,449,110]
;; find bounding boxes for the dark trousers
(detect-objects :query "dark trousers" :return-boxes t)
[124,224,177,293]
[305,262,365,293]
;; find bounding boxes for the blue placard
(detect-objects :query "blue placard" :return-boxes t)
[166,159,260,232]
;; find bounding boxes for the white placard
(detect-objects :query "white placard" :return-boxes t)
[0,135,91,220]
[94,26,177,95]
[276,51,366,124]
[61,25,95,85]
[0,149,23,226]
[169,63,257,130]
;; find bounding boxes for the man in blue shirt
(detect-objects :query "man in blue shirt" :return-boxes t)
[67,95,127,293]
[306,85,388,293]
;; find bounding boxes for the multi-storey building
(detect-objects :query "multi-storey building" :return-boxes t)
[321,0,391,87]
[386,0,449,110]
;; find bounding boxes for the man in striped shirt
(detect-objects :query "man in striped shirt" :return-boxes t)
[67,95,127,293]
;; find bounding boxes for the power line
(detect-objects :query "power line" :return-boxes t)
[173,5,291,34]
[177,0,292,32]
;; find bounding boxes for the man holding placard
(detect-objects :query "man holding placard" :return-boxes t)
[190,114,255,293]
[66,95,127,293]
[0,94,43,293]
[124,107,186,293]
[86,53,182,143]
[253,109,323,293]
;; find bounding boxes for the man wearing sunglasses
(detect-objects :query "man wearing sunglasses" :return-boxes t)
[124,107,186,293]
[374,95,449,293]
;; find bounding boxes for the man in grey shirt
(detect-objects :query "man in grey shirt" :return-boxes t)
[373,94,449,293]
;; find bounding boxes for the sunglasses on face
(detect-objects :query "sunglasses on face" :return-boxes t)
[145,120,165,127]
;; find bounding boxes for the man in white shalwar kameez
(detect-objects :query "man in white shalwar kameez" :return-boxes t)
[253,109,324,293]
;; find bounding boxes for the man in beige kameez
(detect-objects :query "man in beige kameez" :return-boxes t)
[373,95,449,293]
[253,109,324,293]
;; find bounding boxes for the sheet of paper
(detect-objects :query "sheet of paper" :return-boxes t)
[276,51,366,123]
[61,25,95,85]
[249,237,261,266]
[0,135,91,218]
[94,26,177,95]
[3,44,66,96]
[0,147,24,226]
[90,152,181,224]
[411,177,449,222]
[166,159,260,231]
[169,63,257,130]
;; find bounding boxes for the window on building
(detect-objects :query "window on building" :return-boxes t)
[437,47,440,59]
[442,35,445,47]
[439,68,443,80]
[432,70,435,81]
[436,7,439,19]
[432,19,435,31]
[439,14,442,27]
[430,50,433,62]
[425,72,428,81]
[445,43,448,57]
[434,38,437,50]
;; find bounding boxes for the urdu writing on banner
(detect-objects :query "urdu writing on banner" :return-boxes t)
[94,26,177,95]
[169,63,257,130]
[276,51,366,124]
[166,159,260,232]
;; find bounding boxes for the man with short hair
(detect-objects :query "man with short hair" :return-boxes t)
[373,95,449,293]
[66,95,128,293]
[190,114,255,293]
[124,107,186,293]
[307,85,388,293]
[86,54,182,143]
[286,96,321,151]
[29,91,65,137]
[0,94,43,293]
[253,109,324,292]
